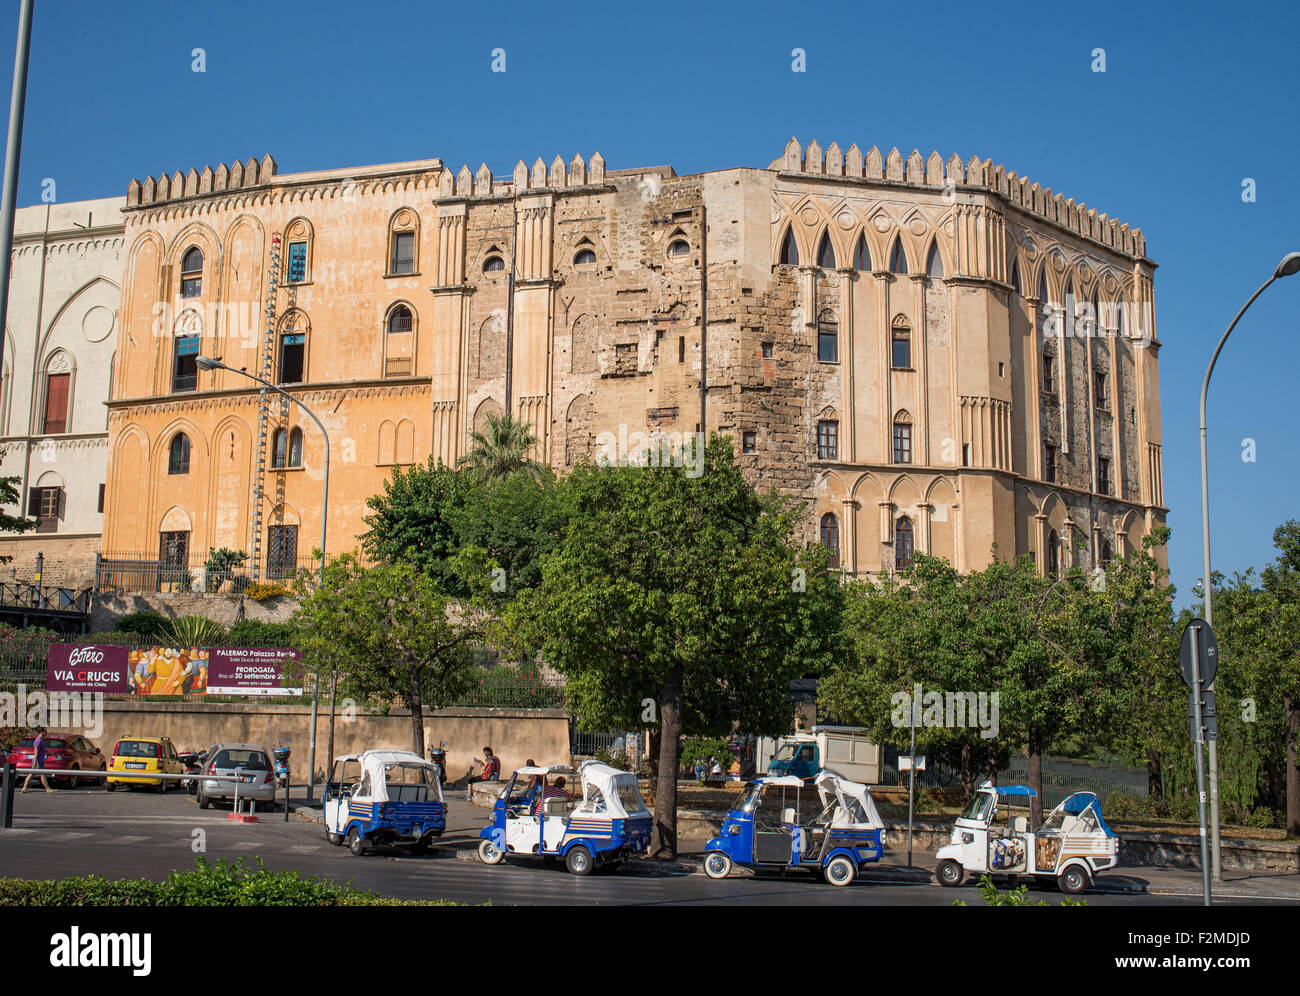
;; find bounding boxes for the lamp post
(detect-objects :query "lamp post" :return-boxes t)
[196,356,330,802]
[1198,250,1300,881]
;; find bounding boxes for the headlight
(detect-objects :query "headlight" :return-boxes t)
[728,824,742,835]
[961,832,974,845]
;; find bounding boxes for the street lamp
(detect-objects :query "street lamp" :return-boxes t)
[196,355,331,802]
[1198,250,1300,881]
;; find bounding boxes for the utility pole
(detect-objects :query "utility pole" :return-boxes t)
[0,0,35,375]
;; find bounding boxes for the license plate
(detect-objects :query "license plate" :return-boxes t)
[241,775,254,783]
[125,762,146,769]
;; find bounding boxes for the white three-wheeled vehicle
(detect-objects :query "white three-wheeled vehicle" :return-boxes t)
[935,782,1119,894]
[323,750,446,857]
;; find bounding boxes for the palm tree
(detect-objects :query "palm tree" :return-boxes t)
[457,412,547,481]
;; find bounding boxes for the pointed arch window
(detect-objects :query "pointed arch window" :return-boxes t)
[483,254,505,273]
[926,241,944,279]
[1047,530,1062,579]
[42,368,70,434]
[180,246,203,298]
[1038,271,1051,306]
[817,309,838,363]
[820,512,840,567]
[816,231,836,269]
[168,432,190,475]
[889,237,908,275]
[779,227,799,266]
[853,234,871,271]
[1010,259,1022,295]
[895,516,914,570]
[574,247,597,266]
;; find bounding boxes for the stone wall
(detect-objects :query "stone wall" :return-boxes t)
[90,591,298,632]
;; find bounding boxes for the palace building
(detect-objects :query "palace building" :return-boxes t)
[99,139,1165,582]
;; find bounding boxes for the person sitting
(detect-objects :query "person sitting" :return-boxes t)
[534,776,571,816]
[465,746,501,801]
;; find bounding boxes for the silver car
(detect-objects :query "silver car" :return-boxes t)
[197,743,279,810]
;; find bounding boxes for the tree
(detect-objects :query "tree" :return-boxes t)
[507,435,844,858]
[457,413,547,481]
[293,555,482,754]
[362,458,467,593]
[0,458,36,555]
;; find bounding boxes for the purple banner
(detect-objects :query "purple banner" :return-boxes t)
[206,647,302,696]
[46,645,132,693]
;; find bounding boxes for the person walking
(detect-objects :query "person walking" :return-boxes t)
[21,729,54,793]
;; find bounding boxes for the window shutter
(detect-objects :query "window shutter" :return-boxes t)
[27,489,40,517]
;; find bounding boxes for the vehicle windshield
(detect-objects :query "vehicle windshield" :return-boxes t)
[772,744,798,762]
[959,791,995,823]
[613,777,647,816]
[730,783,762,812]
[21,738,68,749]
[116,741,161,758]
[212,749,269,770]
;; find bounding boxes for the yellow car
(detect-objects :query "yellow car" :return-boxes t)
[106,735,185,792]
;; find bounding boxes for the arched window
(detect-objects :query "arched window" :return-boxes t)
[1010,258,1022,295]
[279,332,305,384]
[483,254,505,273]
[926,241,944,279]
[817,231,836,269]
[889,237,908,275]
[168,433,190,475]
[387,304,413,335]
[817,309,838,363]
[1047,529,1062,578]
[289,427,303,468]
[820,512,840,567]
[779,227,799,266]
[1038,270,1050,305]
[272,428,287,469]
[895,516,914,570]
[1100,539,1113,568]
[180,247,203,298]
[1042,347,1056,394]
[668,238,690,257]
[893,412,912,464]
[42,361,71,434]
[853,233,871,271]
[1065,278,1077,339]
[574,248,597,266]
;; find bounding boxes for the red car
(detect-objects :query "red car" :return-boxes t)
[9,733,108,787]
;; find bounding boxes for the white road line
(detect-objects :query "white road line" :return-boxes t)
[47,832,93,841]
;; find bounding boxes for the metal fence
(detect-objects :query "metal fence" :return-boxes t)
[94,550,342,595]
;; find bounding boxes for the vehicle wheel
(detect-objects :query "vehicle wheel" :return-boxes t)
[61,766,78,788]
[155,777,167,794]
[478,838,506,865]
[347,827,368,857]
[106,781,117,792]
[564,846,594,876]
[937,860,964,887]
[326,830,343,846]
[702,851,732,880]
[824,855,857,887]
[197,789,210,810]
[1058,866,1090,895]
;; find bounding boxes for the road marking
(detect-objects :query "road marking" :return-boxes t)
[48,832,93,841]
[116,835,149,844]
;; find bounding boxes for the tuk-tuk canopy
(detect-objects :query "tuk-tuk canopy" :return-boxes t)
[577,761,648,819]
[513,764,576,777]
[1055,791,1117,838]
[332,750,444,803]
[978,780,1037,797]
[753,774,807,789]
[814,770,884,829]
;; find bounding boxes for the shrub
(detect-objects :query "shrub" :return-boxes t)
[0,856,463,906]
[204,548,249,593]
[157,615,227,647]
[113,611,169,637]
[246,581,290,601]
[1247,807,1277,829]
[953,875,1087,907]
[680,737,732,779]
[225,620,299,649]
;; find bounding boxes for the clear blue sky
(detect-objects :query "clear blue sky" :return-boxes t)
[4,0,1297,604]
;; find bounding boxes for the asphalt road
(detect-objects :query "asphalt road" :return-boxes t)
[0,787,1274,906]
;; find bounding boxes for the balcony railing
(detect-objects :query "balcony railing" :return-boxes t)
[385,356,413,377]
[171,372,197,393]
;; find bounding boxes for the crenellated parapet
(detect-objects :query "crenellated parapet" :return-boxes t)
[437,152,607,199]
[126,155,278,207]
[772,138,1146,260]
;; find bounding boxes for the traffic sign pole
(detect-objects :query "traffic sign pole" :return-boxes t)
[1190,634,1212,907]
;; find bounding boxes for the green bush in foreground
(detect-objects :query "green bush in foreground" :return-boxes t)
[953,874,1087,907]
[0,856,462,907]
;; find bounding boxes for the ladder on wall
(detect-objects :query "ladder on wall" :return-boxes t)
[249,234,282,580]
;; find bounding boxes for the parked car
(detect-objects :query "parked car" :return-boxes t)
[9,733,107,787]
[197,743,278,810]
[106,735,185,791]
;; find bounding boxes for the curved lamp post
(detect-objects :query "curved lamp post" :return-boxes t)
[196,356,331,801]
[1198,250,1300,880]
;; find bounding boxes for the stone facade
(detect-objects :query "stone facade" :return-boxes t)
[103,139,1166,579]
[0,197,125,586]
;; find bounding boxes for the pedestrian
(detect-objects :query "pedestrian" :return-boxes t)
[465,745,500,801]
[21,729,54,794]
